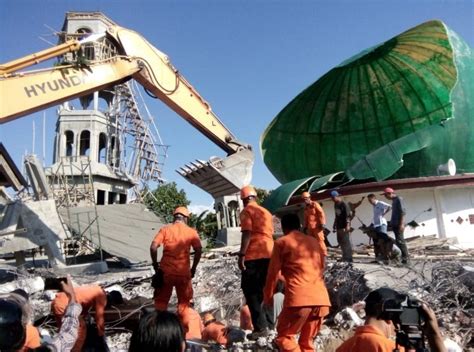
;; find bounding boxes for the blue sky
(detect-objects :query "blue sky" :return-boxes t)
[1,0,473,209]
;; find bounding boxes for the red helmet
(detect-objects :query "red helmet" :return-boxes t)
[240,185,257,200]
[301,191,311,199]
[173,206,190,217]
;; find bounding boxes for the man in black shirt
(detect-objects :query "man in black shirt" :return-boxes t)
[382,187,410,264]
[331,190,353,262]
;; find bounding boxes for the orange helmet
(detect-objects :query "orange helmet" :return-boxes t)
[240,185,257,200]
[301,191,311,199]
[173,206,190,218]
[203,312,216,325]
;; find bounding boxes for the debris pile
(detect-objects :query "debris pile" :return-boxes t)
[323,263,369,314]
[328,234,474,263]
[1,247,473,351]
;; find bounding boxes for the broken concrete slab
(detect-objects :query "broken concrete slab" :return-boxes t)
[60,203,164,265]
[0,199,67,266]
[53,261,108,275]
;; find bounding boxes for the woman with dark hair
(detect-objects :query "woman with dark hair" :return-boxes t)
[129,310,185,352]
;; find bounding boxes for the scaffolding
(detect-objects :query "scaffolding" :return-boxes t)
[109,82,168,201]
[46,156,103,261]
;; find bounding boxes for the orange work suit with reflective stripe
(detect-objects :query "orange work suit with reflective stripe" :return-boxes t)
[52,285,107,352]
[186,308,203,339]
[22,324,41,351]
[151,222,202,335]
[336,325,402,352]
[264,230,331,352]
[304,201,327,256]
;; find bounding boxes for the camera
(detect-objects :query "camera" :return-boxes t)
[383,295,428,351]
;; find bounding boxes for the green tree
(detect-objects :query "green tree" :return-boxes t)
[144,182,190,223]
[189,210,218,245]
[256,187,271,206]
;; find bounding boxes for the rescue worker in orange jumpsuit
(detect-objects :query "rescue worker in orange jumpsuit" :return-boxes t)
[336,288,446,352]
[150,206,203,337]
[238,185,274,339]
[302,191,327,258]
[264,213,331,352]
[52,285,122,352]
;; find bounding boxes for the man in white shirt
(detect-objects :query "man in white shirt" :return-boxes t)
[367,194,392,262]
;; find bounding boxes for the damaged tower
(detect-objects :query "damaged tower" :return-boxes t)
[46,12,166,207]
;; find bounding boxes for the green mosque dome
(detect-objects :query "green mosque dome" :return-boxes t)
[261,20,474,186]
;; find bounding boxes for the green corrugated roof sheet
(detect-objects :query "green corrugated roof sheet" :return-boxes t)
[263,176,317,214]
[261,20,474,213]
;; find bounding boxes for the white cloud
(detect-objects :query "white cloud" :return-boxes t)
[189,204,215,215]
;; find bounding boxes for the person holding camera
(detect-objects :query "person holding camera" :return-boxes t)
[336,288,446,352]
[0,275,82,352]
[51,284,123,352]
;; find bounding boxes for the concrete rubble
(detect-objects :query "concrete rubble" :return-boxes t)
[0,241,473,351]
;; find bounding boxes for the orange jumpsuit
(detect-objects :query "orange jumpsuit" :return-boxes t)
[239,304,254,331]
[202,321,228,345]
[52,285,107,352]
[240,201,274,331]
[22,324,41,351]
[264,230,331,352]
[304,201,327,256]
[151,222,202,334]
[336,325,401,352]
[240,202,274,261]
[186,308,203,339]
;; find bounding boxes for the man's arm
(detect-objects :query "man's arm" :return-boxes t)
[238,210,252,271]
[49,276,82,352]
[315,202,326,231]
[263,243,281,307]
[238,230,251,271]
[344,202,352,231]
[150,230,163,273]
[422,304,447,352]
[382,202,392,216]
[398,198,406,230]
[191,235,202,278]
[95,290,107,336]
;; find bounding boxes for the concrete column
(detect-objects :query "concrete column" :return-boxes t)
[14,251,26,267]
[93,91,99,111]
[433,188,447,239]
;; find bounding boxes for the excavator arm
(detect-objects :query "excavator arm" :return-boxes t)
[108,26,250,154]
[0,18,253,197]
[0,57,140,123]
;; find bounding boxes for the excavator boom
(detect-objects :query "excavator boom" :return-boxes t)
[0,57,140,123]
[0,14,253,197]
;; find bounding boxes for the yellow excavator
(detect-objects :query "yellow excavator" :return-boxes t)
[0,14,253,197]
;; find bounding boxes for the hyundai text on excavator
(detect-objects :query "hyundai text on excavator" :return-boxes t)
[0,13,253,198]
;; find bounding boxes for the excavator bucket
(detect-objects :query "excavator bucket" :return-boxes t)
[177,149,254,198]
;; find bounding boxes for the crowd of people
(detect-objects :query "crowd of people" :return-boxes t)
[0,185,448,352]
